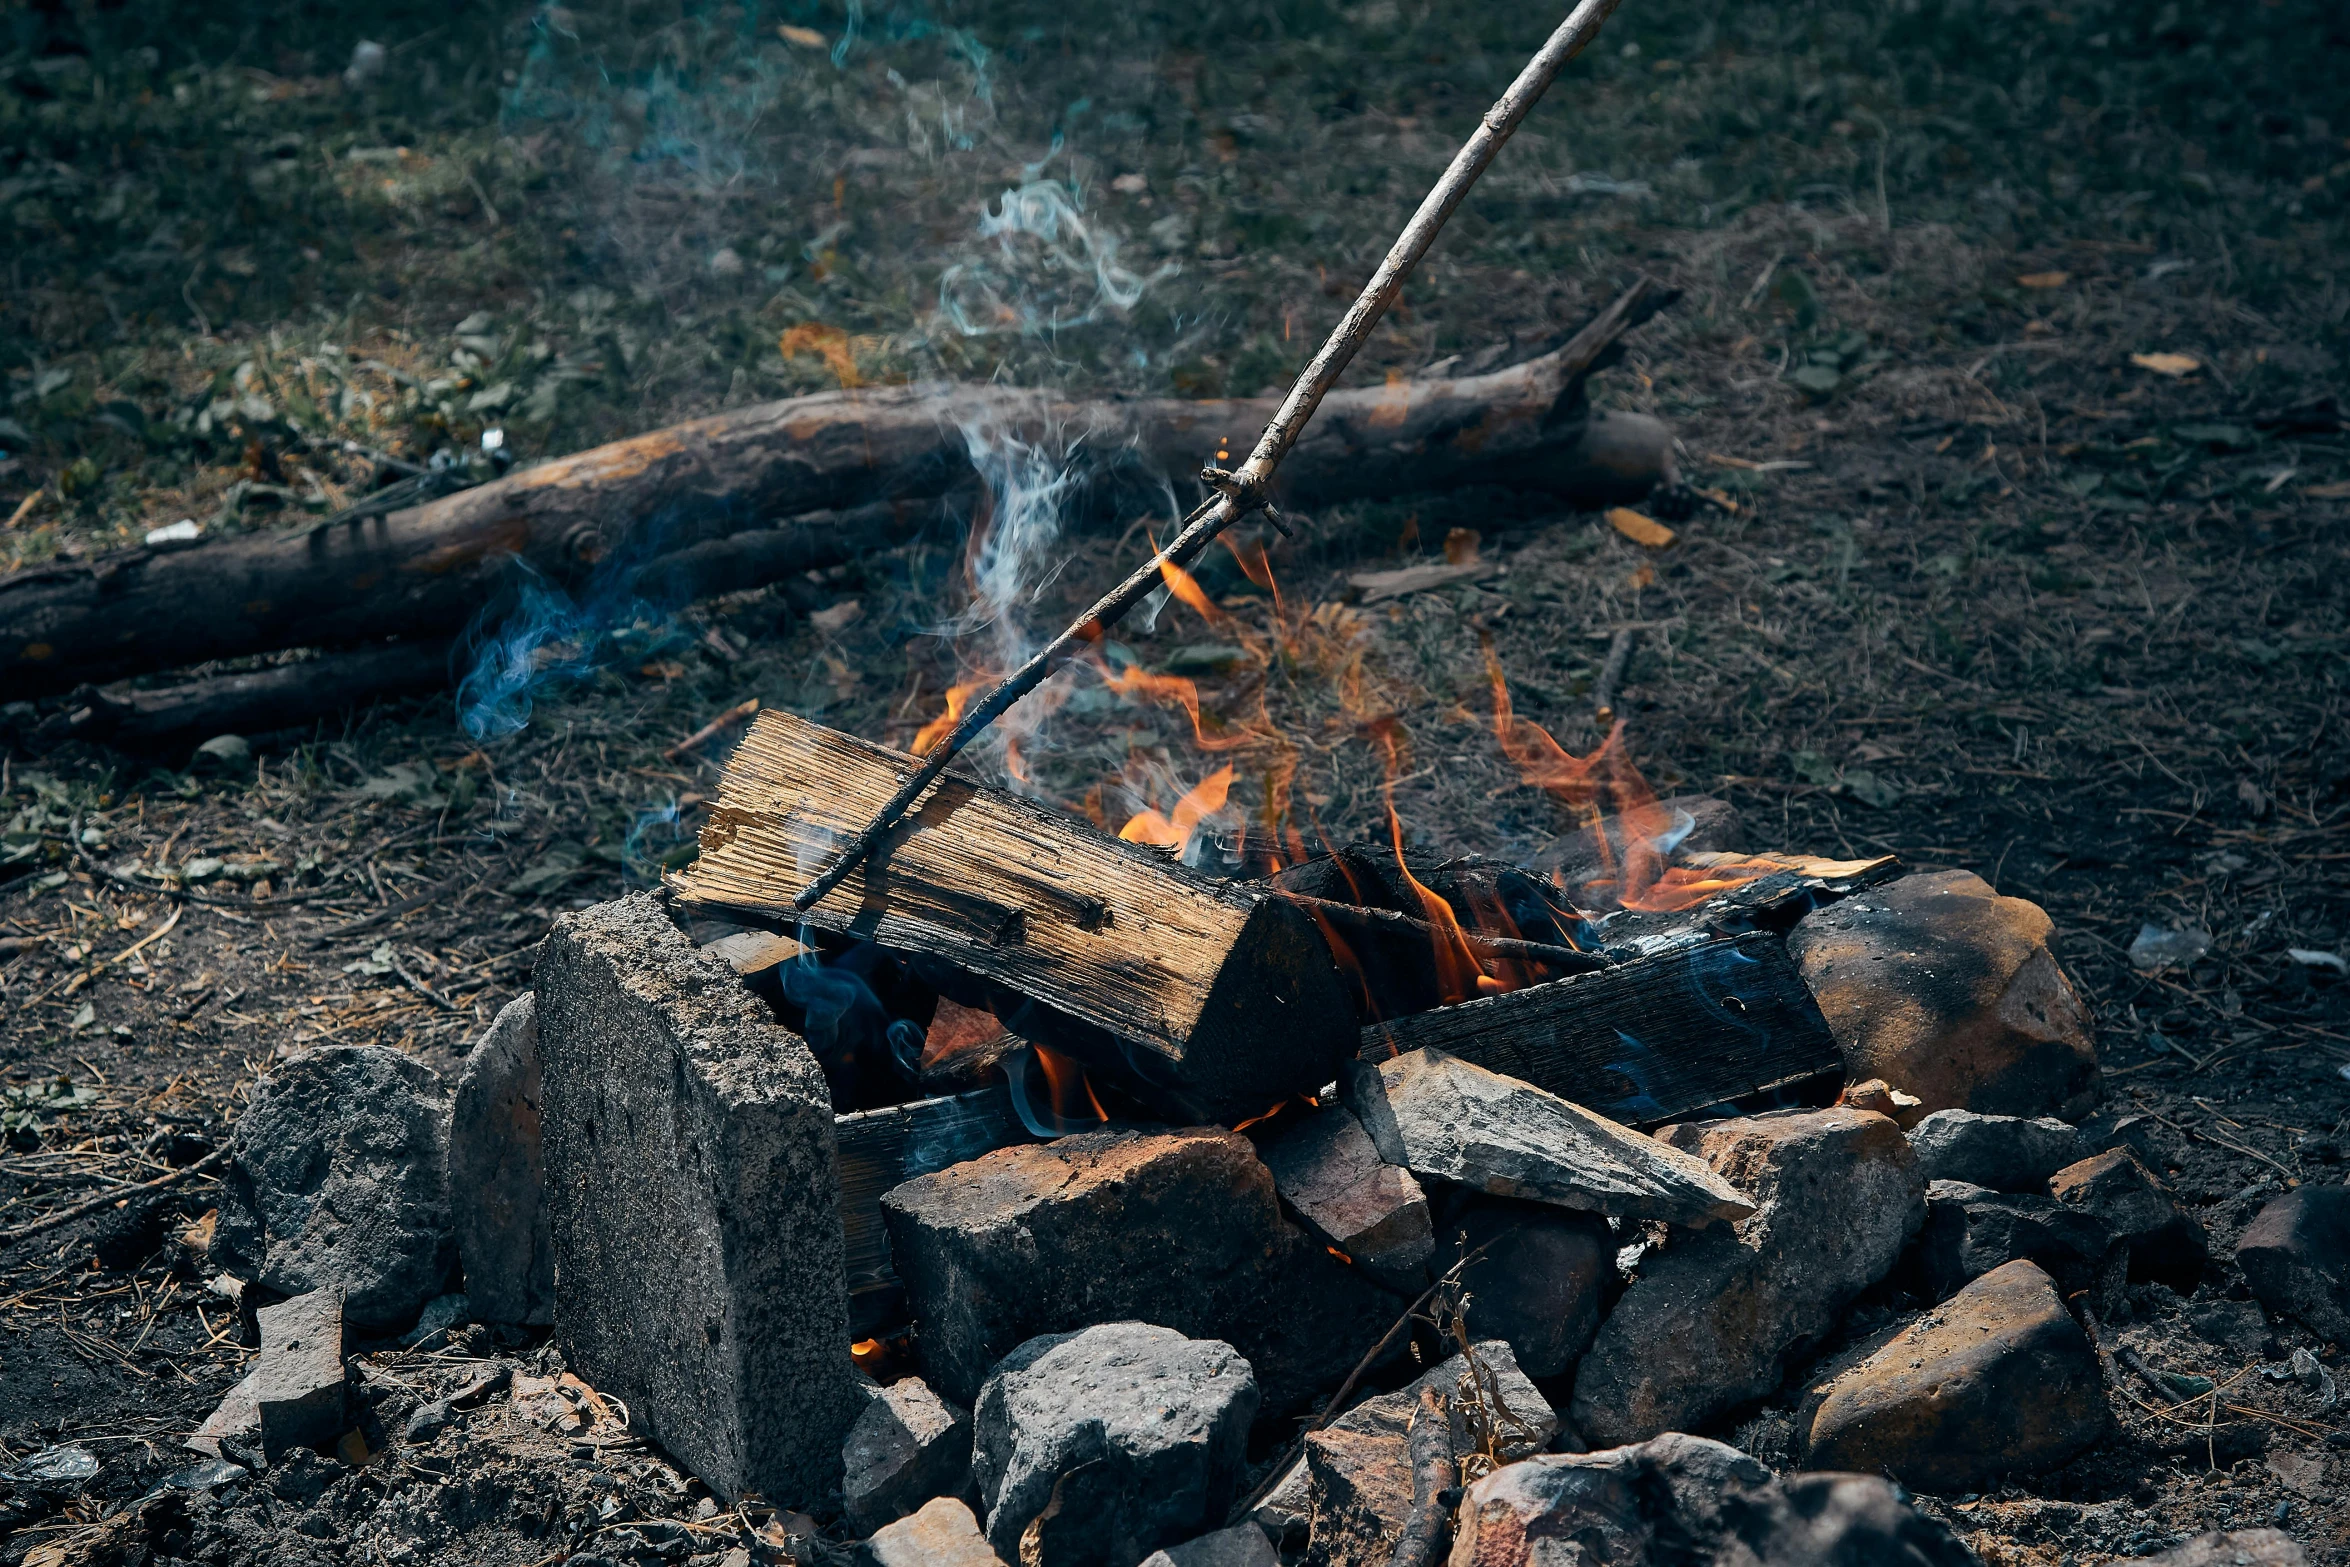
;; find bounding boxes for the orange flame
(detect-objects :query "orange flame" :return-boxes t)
[914,679,982,756]
[1033,1043,1109,1123]
[1373,726,1495,1003]
[1118,764,1234,850]
[1482,641,1772,913]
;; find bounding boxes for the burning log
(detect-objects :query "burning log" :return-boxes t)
[0,281,1675,701]
[673,708,1358,1124]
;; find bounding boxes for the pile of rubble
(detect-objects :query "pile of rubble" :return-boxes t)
[173,784,2350,1565]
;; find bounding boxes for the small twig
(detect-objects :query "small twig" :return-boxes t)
[664,698,760,761]
[387,951,461,1013]
[1592,627,1638,726]
[1389,1385,1462,1567]
[68,814,337,910]
[0,1146,228,1251]
[784,0,1629,915]
[1274,890,1607,973]
[58,904,182,999]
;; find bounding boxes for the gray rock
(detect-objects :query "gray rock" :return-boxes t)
[1800,1259,2109,1490]
[861,1496,1004,1567]
[882,1128,1395,1413]
[1136,1523,1277,1567]
[2235,1185,2350,1345]
[1339,1048,1755,1227]
[2139,1530,2306,1567]
[972,1322,1256,1567]
[1908,1109,2082,1192]
[188,1290,346,1463]
[1450,1433,1979,1566]
[191,733,252,774]
[2049,1148,2207,1289]
[1907,1179,2121,1301]
[213,1044,455,1334]
[844,1377,972,1535]
[1256,1104,1433,1293]
[536,893,859,1506]
[447,994,551,1327]
[1252,1340,1553,1549]
[1570,1107,1923,1446]
[400,1291,470,1348]
[1447,1195,1615,1378]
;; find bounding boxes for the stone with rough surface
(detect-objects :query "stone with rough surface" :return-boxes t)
[1340,1048,1754,1227]
[2235,1186,2350,1345]
[1449,1196,1615,1378]
[1908,1109,2082,1192]
[972,1321,1256,1567]
[861,1496,1003,1567]
[1448,1432,1979,1566]
[2138,1530,2306,1567]
[1255,1340,1552,1552]
[1570,1108,1923,1447]
[213,1044,455,1333]
[1907,1179,2120,1301]
[1137,1523,1278,1567]
[1800,1259,2108,1490]
[1790,870,2101,1121]
[187,1289,346,1463]
[843,1376,972,1535]
[447,994,551,1327]
[1257,1104,1433,1293]
[883,1128,1394,1412]
[2048,1148,2207,1288]
[536,893,858,1506]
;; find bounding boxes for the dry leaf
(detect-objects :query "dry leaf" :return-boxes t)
[1441,526,1482,565]
[2129,351,2201,377]
[1628,562,1656,589]
[777,24,827,48]
[809,599,864,633]
[2305,479,2350,499]
[778,323,864,388]
[1607,507,1677,548]
[2016,270,2070,289]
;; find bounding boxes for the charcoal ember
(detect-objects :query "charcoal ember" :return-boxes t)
[1905,1179,2122,1301]
[881,1127,1396,1413]
[2234,1186,2350,1345]
[1256,1103,1433,1293]
[212,1043,456,1334]
[446,994,552,1327]
[1253,1340,1553,1551]
[1448,1432,1977,1567]
[971,1322,1255,1567]
[1799,1259,2110,1491]
[2048,1148,2208,1290]
[843,1377,972,1536]
[859,1496,1002,1567]
[1571,1108,1922,1446]
[1444,1194,1616,1378]
[1340,1048,1754,1228]
[1907,1108,2083,1193]
[1789,870,2102,1122]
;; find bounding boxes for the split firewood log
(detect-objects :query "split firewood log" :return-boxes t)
[1,279,1677,701]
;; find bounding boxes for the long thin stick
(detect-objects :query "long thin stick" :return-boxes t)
[787,0,1629,913]
[0,1146,227,1250]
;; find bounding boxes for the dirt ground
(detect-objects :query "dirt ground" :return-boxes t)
[5,0,2349,1562]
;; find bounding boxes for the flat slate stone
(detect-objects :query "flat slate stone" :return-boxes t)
[1908,1109,2083,1192]
[536,892,859,1506]
[447,994,552,1327]
[187,1288,346,1463]
[1255,1104,1433,1293]
[1136,1522,1277,1567]
[972,1322,1256,1567]
[1340,1047,1755,1227]
[2235,1186,2350,1344]
[1801,1259,2109,1491]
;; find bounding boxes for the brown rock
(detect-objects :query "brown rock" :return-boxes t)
[861,1496,1004,1566]
[2234,1186,2350,1345]
[1448,1196,1615,1379]
[1800,1259,2109,1491]
[2048,1148,2207,1289]
[1257,1104,1434,1293]
[2138,1530,2306,1567]
[1300,1424,1412,1567]
[1569,1108,1922,1447]
[1789,870,2101,1121]
[881,1128,1394,1412]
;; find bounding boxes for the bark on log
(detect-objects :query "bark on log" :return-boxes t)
[673,708,1358,1123]
[1,281,1677,698]
[36,641,451,750]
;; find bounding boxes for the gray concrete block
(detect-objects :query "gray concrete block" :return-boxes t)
[536,893,859,1506]
[448,994,552,1327]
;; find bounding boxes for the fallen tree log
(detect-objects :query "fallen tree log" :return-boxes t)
[1,280,1677,699]
[673,707,1359,1124]
[26,641,451,750]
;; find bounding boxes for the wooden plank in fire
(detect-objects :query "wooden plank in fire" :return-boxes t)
[835,1085,1033,1335]
[1357,930,1841,1128]
[675,709,1358,1123]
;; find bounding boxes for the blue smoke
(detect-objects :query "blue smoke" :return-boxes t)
[455,559,691,740]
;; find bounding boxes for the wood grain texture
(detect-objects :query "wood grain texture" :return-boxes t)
[1358,932,1840,1128]
[676,709,1356,1120]
[834,1086,1032,1333]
